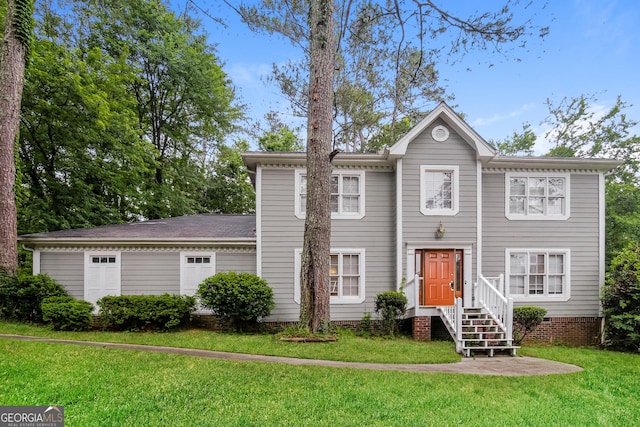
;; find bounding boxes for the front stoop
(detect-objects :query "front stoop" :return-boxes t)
[460,308,519,357]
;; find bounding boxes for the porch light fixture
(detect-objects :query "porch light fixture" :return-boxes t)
[435,222,445,239]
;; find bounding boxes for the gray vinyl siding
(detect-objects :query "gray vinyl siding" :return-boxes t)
[40,252,84,299]
[121,252,180,295]
[217,251,256,274]
[482,172,601,317]
[260,167,395,321]
[401,119,478,277]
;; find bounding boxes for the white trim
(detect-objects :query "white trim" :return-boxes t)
[387,102,496,158]
[420,165,459,216]
[405,244,473,307]
[256,165,262,276]
[32,250,41,275]
[179,251,216,296]
[505,248,571,302]
[294,248,366,304]
[476,160,482,285]
[294,169,366,220]
[396,158,403,290]
[84,251,121,309]
[505,172,570,220]
[598,172,606,316]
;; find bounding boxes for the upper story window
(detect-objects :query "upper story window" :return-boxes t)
[506,173,570,220]
[294,248,366,304]
[295,169,365,219]
[420,165,459,216]
[506,249,570,302]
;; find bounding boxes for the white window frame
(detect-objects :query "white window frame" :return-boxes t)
[294,248,366,304]
[505,173,570,220]
[295,169,365,220]
[420,165,459,216]
[505,248,571,302]
[180,251,216,297]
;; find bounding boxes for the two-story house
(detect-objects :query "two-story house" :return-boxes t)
[20,103,619,351]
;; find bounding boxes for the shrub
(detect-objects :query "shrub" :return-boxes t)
[197,272,274,332]
[375,291,408,336]
[41,296,94,331]
[602,245,640,352]
[97,294,196,332]
[0,272,68,322]
[513,306,547,345]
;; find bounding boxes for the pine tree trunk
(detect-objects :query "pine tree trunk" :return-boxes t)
[299,0,335,333]
[0,0,26,274]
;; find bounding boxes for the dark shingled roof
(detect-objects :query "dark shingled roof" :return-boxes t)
[19,214,256,240]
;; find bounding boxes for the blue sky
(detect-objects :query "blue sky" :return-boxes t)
[173,0,640,153]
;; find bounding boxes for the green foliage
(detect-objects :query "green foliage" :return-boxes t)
[374,291,408,336]
[78,0,242,219]
[19,36,154,233]
[0,272,68,322]
[494,123,536,156]
[605,182,640,266]
[513,306,547,345]
[97,294,196,332]
[12,0,34,53]
[197,272,274,332]
[202,139,255,214]
[258,126,304,152]
[41,296,94,331]
[602,245,640,352]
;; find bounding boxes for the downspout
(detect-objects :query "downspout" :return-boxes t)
[21,244,40,275]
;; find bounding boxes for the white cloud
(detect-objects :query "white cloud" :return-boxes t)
[471,103,537,127]
[226,62,272,88]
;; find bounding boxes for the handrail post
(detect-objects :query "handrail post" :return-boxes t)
[506,297,514,341]
[455,297,463,352]
[414,274,420,310]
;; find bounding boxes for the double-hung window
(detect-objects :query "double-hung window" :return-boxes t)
[420,165,459,215]
[506,249,570,301]
[295,169,365,219]
[295,248,365,304]
[506,173,569,220]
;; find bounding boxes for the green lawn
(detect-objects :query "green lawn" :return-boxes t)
[1,323,639,426]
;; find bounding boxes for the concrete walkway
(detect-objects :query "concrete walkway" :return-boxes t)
[0,334,583,376]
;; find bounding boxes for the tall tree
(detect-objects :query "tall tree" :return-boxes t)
[18,33,155,233]
[297,0,335,332]
[232,0,548,333]
[78,0,242,219]
[0,0,33,274]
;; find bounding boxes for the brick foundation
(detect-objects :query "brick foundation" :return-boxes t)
[412,316,432,341]
[518,316,602,346]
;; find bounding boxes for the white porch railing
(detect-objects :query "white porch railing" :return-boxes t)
[440,298,463,353]
[402,274,420,309]
[476,274,513,341]
[483,274,506,297]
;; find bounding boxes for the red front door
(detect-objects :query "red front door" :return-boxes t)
[422,250,455,306]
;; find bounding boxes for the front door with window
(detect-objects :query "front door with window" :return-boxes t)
[417,249,463,306]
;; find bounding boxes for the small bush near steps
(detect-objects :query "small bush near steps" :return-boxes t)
[513,306,547,345]
[375,291,408,336]
[41,296,94,331]
[197,272,274,332]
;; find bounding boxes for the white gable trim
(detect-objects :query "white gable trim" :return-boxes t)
[387,102,496,159]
